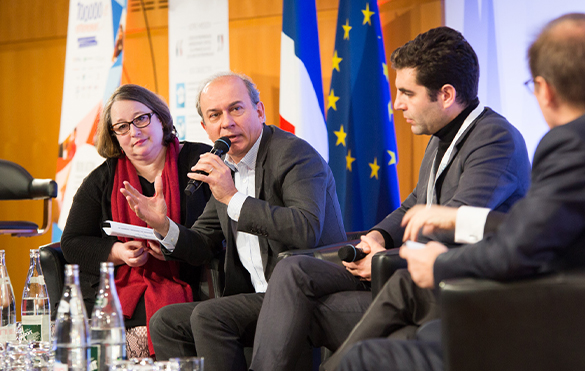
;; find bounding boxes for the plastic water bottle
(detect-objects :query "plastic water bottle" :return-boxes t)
[21,249,50,342]
[90,262,126,370]
[0,250,16,342]
[53,264,90,371]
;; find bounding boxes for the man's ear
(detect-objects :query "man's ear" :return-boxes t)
[256,101,266,122]
[439,84,457,108]
[534,76,556,108]
[200,120,206,130]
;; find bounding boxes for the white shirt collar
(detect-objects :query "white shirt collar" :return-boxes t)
[225,129,263,171]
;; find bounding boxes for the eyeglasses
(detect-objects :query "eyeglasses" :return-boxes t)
[111,112,155,135]
[524,78,535,94]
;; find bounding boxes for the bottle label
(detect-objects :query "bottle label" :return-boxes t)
[21,315,50,342]
[28,276,46,285]
[22,324,42,341]
[0,324,16,342]
[89,345,100,371]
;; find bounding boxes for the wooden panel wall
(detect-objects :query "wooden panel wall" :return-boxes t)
[0,0,441,316]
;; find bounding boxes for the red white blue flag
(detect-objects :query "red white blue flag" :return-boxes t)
[279,0,328,161]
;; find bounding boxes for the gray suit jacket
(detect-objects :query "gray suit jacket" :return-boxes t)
[166,125,346,295]
[374,107,531,248]
[435,113,585,284]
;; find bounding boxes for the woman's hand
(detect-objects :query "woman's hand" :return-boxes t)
[108,240,149,267]
[145,240,166,261]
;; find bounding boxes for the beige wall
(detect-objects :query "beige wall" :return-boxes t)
[0,0,441,317]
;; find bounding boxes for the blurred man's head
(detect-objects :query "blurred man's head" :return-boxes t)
[528,13,585,127]
[391,27,479,135]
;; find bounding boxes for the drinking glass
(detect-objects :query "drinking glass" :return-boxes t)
[130,357,154,365]
[29,341,52,371]
[5,340,31,371]
[154,361,180,371]
[169,357,204,371]
[109,360,136,371]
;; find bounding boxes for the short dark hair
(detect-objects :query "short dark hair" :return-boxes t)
[96,84,176,158]
[196,72,260,123]
[529,13,585,108]
[390,26,479,106]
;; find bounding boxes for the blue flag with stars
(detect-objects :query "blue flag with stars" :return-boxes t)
[327,0,400,231]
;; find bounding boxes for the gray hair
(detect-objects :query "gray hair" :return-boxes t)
[196,72,260,122]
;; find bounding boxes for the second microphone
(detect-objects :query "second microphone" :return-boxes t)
[184,136,231,196]
[338,244,368,262]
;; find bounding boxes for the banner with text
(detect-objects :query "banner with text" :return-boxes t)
[168,0,230,145]
[55,0,127,240]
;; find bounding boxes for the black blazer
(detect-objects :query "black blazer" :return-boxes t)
[434,113,585,284]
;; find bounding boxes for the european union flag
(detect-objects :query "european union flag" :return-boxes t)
[327,0,400,231]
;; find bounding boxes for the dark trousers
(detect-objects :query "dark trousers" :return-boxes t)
[322,269,440,371]
[251,256,371,371]
[338,338,443,371]
[149,293,264,371]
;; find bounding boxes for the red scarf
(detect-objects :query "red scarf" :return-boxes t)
[111,138,193,355]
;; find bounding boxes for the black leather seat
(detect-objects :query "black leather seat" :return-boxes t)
[371,248,406,297]
[39,242,66,320]
[0,159,57,237]
[440,271,585,371]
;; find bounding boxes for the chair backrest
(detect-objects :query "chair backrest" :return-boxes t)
[0,160,58,237]
[39,242,66,320]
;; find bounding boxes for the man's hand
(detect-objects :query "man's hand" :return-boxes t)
[401,205,458,242]
[120,176,169,236]
[399,241,448,288]
[343,231,386,281]
[189,153,237,205]
[108,241,149,267]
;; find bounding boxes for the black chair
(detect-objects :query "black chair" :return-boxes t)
[39,242,66,320]
[440,271,585,371]
[370,248,407,297]
[0,159,58,237]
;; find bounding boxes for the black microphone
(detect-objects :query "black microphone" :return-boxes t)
[184,137,231,196]
[338,244,368,262]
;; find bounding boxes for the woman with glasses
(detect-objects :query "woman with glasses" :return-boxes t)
[61,84,212,358]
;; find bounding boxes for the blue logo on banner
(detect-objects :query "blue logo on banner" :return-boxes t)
[176,83,186,108]
[78,37,97,48]
[175,116,186,140]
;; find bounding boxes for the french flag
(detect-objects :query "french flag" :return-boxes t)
[280,0,328,161]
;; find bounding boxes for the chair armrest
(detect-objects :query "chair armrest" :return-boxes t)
[440,271,585,371]
[370,248,406,298]
[277,231,367,266]
[39,242,66,321]
[277,239,362,267]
